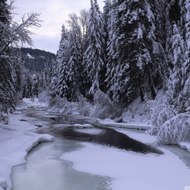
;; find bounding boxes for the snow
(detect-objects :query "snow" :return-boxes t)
[26,53,35,59]
[98,118,150,130]
[0,112,53,190]
[62,142,190,190]
[115,129,156,144]
[121,97,151,124]
[180,142,190,152]
[75,128,103,135]
[17,98,48,110]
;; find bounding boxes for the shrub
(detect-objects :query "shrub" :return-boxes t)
[157,113,190,144]
[148,105,176,135]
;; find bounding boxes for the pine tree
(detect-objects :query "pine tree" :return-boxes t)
[106,1,120,101]
[179,0,190,111]
[0,1,41,112]
[84,0,106,95]
[31,74,39,98]
[183,0,190,76]
[56,25,71,99]
[167,24,186,112]
[106,0,162,104]
[67,14,88,100]
[0,0,15,111]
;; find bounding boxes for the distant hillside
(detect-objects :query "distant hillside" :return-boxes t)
[19,48,56,73]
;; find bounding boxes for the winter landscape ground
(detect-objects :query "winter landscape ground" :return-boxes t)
[0,99,190,190]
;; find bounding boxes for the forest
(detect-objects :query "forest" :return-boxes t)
[1,0,190,145]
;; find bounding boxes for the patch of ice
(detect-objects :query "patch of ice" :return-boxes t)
[62,142,190,190]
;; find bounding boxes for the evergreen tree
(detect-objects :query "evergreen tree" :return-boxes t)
[183,0,190,76]
[31,74,39,98]
[0,1,41,111]
[167,24,186,112]
[84,0,106,95]
[179,0,190,111]
[56,25,71,99]
[67,14,87,100]
[0,0,15,111]
[106,0,162,104]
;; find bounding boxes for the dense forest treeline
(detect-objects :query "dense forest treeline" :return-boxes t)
[51,0,190,115]
[1,0,190,116]
[19,48,55,73]
[18,48,56,99]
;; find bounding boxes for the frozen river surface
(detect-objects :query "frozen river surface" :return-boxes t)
[11,137,110,190]
[10,109,190,190]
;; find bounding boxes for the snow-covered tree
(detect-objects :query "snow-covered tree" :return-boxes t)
[31,74,39,98]
[56,25,71,99]
[157,113,190,144]
[106,0,163,104]
[0,0,41,112]
[84,0,106,95]
[181,0,190,109]
[55,13,90,101]
[0,0,15,111]
[167,24,186,112]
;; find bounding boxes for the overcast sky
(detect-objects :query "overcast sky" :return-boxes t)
[13,0,104,53]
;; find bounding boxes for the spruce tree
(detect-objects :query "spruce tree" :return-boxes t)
[0,0,15,111]
[84,0,106,95]
[56,25,71,99]
[106,0,162,104]
[167,24,186,112]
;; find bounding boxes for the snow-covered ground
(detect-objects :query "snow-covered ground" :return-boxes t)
[17,98,48,110]
[62,134,190,190]
[1,98,190,190]
[99,118,150,130]
[180,142,190,153]
[0,109,53,190]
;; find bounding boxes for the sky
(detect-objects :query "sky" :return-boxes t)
[13,0,104,53]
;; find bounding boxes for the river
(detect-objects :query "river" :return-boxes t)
[10,108,190,190]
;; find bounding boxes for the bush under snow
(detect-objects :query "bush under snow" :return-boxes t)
[157,113,190,144]
[148,105,176,135]
[92,90,121,119]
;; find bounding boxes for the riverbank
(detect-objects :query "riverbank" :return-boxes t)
[0,111,53,190]
[0,99,190,190]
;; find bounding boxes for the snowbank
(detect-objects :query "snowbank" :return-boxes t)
[17,98,48,110]
[122,98,151,124]
[98,118,150,130]
[0,113,53,190]
[180,142,190,153]
[62,142,190,190]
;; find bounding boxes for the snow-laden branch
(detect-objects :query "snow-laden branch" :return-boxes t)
[0,12,41,55]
